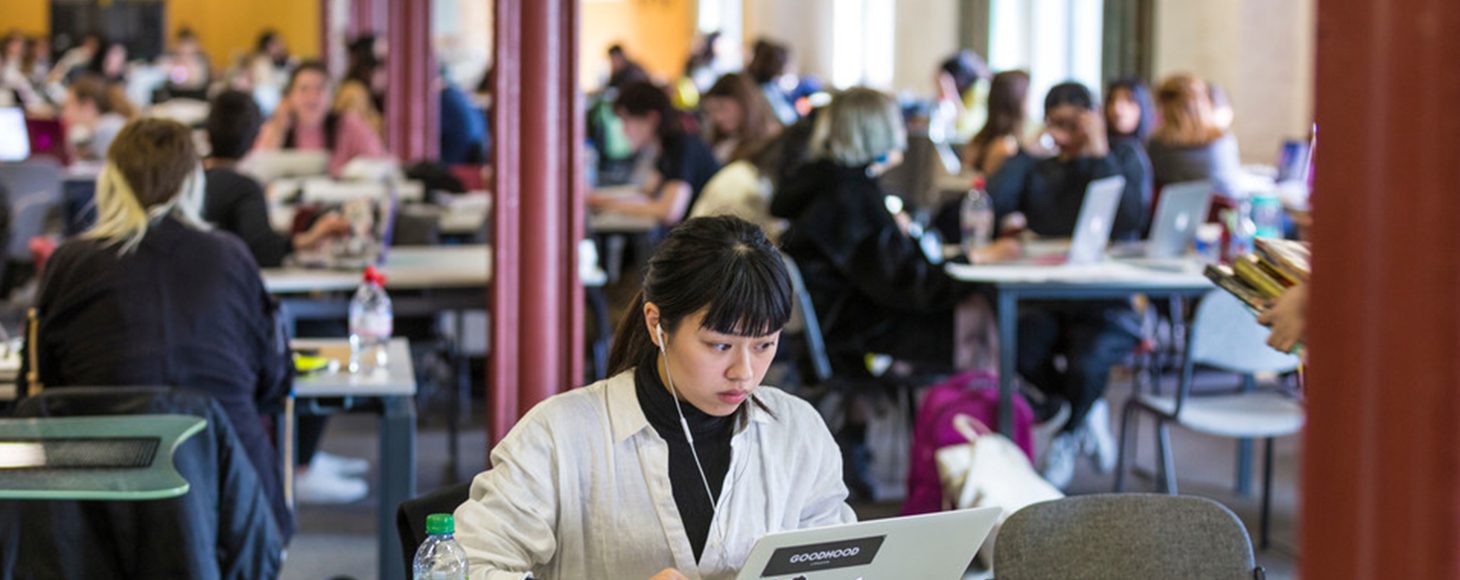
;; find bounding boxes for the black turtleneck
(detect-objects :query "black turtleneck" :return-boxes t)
[634,362,735,562]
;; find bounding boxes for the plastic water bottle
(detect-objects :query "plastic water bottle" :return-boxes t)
[960,177,995,259]
[348,265,393,373]
[413,514,468,580]
[1251,192,1284,239]
[1226,201,1257,259]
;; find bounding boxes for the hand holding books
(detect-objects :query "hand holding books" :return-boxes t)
[1204,238,1311,353]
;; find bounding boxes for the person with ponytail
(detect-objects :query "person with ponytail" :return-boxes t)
[30,118,292,540]
[455,216,853,580]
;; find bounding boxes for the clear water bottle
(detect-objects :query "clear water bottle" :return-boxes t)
[348,265,393,373]
[413,514,468,580]
[1227,201,1257,259]
[960,177,995,259]
[1251,192,1284,239]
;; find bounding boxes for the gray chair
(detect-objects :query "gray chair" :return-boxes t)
[778,250,833,384]
[995,494,1265,580]
[0,159,63,293]
[0,159,62,257]
[1114,291,1303,549]
[396,480,474,579]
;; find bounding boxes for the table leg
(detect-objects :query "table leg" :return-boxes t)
[379,395,417,580]
[997,290,1018,437]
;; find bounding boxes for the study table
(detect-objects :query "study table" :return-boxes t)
[946,259,1214,436]
[289,337,417,580]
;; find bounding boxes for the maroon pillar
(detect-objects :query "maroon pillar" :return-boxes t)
[1304,1,1460,578]
[349,0,387,38]
[490,0,584,445]
[384,0,438,161]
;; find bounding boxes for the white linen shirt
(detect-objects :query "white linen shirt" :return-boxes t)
[454,370,856,580]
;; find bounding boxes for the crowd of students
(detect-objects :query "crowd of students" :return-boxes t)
[3,26,1263,576]
[586,40,1251,492]
[0,28,490,168]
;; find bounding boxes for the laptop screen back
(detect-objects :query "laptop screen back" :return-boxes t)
[1068,175,1127,265]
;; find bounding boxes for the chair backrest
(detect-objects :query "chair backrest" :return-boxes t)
[0,159,63,260]
[396,480,474,578]
[7,386,287,578]
[778,250,833,384]
[1188,291,1302,374]
[995,494,1260,580]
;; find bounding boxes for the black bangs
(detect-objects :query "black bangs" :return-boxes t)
[698,242,793,337]
[610,216,794,376]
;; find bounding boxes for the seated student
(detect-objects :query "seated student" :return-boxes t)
[1146,73,1241,197]
[747,41,800,126]
[455,216,854,579]
[772,88,1008,377]
[203,90,350,268]
[587,81,721,226]
[60,74,130,162]
[29,118,293,539]
[985,82,1151,489]
[158,27,211,100]
[701,72,781,164]
[253,61,387,177]
[964,70,1030,177]
[334,35,385,137]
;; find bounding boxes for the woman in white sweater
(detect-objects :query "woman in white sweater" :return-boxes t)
[455,216,854,580]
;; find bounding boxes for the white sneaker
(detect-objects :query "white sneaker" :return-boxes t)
[312,451,370,477]
[295,467,369,504]
[1082,399,1118,474]
[1041,432,1080,490]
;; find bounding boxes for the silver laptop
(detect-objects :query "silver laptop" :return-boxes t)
[0,108,30,162]
[1066,175,1127,265]
[735,507,1001,580]
[1146,180,1213,259]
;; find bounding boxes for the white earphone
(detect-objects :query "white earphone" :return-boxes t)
[657,322,720,514]
[659,321,735,561]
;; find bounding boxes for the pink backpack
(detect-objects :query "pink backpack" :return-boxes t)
[902,370,1036,515]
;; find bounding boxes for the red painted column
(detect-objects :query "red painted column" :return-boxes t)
[384,0,438,161]
[490,0,584,445]
[350,0,388,37]
[1303,2,1460,578]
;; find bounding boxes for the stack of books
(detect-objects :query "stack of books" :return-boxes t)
[1203,238,1311,310]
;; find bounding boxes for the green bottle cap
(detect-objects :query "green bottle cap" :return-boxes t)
[425,513,454,535]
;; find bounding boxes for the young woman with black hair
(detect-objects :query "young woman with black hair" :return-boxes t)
[587,81,721,226]
[454,216,854,580]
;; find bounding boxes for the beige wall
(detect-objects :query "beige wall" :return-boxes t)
[741,0,836,84]
[743,0,959,94]
[580,0,697,91]
[891,0,960,95]
[1154,0,1315,164]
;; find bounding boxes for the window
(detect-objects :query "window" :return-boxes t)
[989,0,1103,117]
[832,0,895,89]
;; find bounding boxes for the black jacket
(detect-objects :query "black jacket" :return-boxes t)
[203,168,292,268]
[0,387,285,579]
[27,217,292,538]
[773,160,969,362]
[986,142,1152,240]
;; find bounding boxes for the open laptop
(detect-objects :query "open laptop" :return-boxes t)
[735,507,1001,580]
[1064,175,1127,265]
[1144,180,1213,259]
[0,108,30,161]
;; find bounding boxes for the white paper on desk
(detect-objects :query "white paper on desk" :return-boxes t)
[945,261,1211,285]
